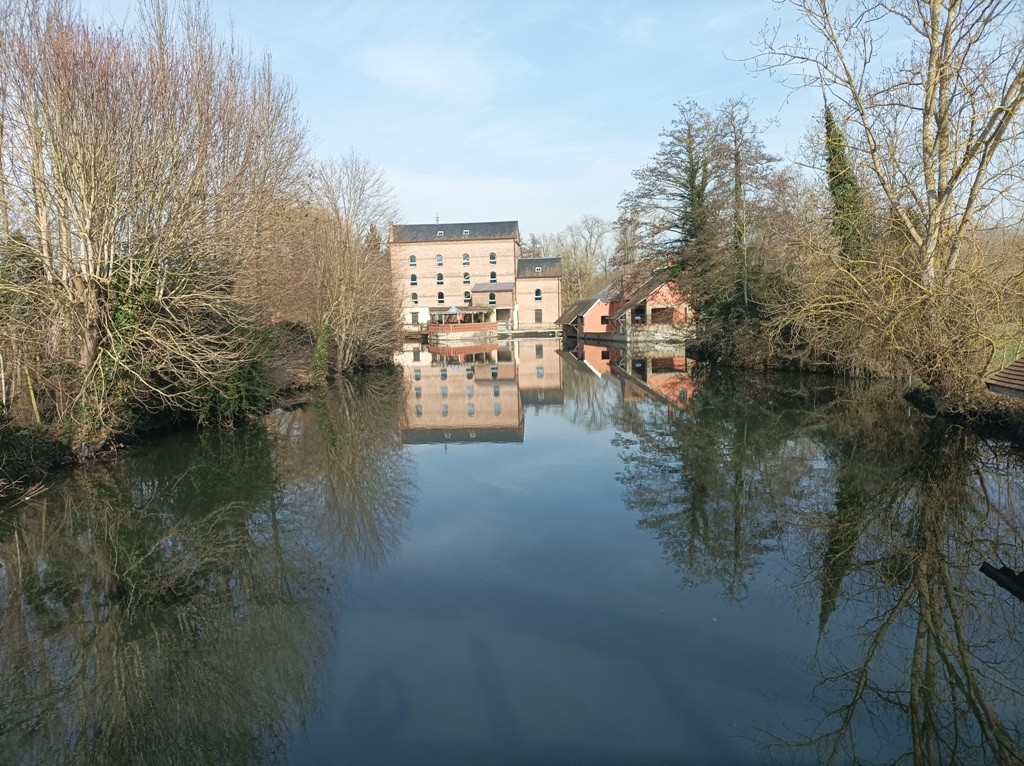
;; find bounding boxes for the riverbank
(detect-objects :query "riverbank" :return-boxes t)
[0,328,330,500]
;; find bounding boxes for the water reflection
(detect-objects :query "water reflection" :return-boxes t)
[611,373,1024,764]
[791,388,1024,766]
[395,339,571,444]
[6,339,1024,764]
[270,368,412,569]
[395,338,701,443]
[0,371,412,765]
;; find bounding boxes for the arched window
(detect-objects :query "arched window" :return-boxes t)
[436,272,444,285]
[410,274,417,286]
[463,272,470,284]
[410,292,418,305]
[437,291,445,304]
[463,291,471,304]
[409,255,416,267]
[462,253,470,265]
[534,288,542,301]
[435,253,443,265]
[488,292,496,306]
[489,271,497,283]
[488,252,496,264]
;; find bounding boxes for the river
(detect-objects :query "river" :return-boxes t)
[2,339,1023,765]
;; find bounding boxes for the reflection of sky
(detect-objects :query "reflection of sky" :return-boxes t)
[289,379,827,765]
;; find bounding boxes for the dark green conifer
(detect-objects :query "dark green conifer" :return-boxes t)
[824,103,866,265]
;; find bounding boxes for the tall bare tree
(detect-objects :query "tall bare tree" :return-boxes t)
[531,215,612,308]
[758,1,1024,405]
[305,153,401,376]
[0,0,307,438]
[763,0,1024,287]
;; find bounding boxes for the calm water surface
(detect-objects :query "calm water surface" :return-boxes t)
[2,339,1024,765]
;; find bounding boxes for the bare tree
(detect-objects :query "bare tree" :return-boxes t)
[531,215,612,308]
[0,0,308,438]
[758,1,1024,404]
[305,152,401,376]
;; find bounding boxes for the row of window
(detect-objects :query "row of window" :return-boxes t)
[410,291,497,306]
[410,272,501,286]
[410,253,498,267]
[413,367,498,381]
[409,279,543,298]
[407,293,546,313]
[414,384,504,398]
[413,403,502,417]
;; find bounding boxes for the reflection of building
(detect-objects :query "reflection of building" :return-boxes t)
[397,343,524,444]
[396,338,696,445]
[616,353,699,409]
[518,339,564,407]
[562,340,699,410]
[389,221,562,334]
[396,339,566,444]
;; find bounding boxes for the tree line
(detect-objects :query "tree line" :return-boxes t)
[0,0,400,462]
[537,0,1024,420]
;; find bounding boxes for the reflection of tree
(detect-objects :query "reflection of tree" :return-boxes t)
[559,354,619,432]
[616,370,1024,761]
[0,369,415,765]
[272,367,412,569]
[614,372,836,599]
[786,386,1024,766]
[0,427,324,765]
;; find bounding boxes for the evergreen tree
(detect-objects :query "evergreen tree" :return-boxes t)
[824,103,866,265]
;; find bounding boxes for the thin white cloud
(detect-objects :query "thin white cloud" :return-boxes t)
[357,42,494,99]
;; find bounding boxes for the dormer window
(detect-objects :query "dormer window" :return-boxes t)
[534,266,542,273]
[436,230,444,237]
[462,229,470,236]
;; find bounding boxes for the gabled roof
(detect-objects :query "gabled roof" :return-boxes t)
[986,357,1024,398]
[517,257,562,278]
[555,299,592,326]
[555,280,619,326]
[611,272,680,317]
[390,221,519,243]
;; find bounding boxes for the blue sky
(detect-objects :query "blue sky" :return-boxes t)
[82,1,820,235]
